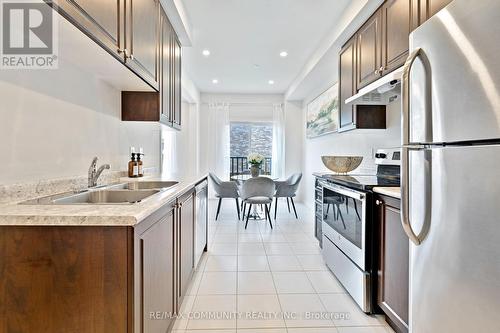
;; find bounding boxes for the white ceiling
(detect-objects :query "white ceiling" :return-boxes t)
[181,0,350,94]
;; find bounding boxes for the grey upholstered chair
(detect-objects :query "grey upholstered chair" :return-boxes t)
[240,177,276,229]
[274,173,302,219]
[209,173,241,220]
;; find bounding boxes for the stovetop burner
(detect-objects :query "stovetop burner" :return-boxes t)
[319,164,400,190]
[320,174,400,190]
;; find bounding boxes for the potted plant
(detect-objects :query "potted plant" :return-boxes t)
[247,153,264,177]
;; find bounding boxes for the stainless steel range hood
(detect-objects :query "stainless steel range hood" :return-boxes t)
[345,66,403,106]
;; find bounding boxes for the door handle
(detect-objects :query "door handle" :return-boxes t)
[401,48,423,246]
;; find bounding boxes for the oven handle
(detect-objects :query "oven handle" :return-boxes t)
[319,180,366,201]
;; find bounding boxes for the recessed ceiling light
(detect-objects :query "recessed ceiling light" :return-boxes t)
[212,79,219,84]
[279,51,288,58]
[268,80,275,85]
[253,64,260,69]
[202,49,211,56]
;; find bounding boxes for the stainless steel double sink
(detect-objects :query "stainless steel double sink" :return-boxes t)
[21,181,179,205]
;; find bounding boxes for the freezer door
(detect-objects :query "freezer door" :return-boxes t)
[408,0,500,144]
[407,145,500,332]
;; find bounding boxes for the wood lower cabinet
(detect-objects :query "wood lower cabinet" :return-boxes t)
[375,194,409,333]
[178,189,195,304]
[178,191,195,300]
[357,9,382,89]
[0,179,208,333]
[125,0,160,90]
[0,226,132,333]
[140,207,175,333]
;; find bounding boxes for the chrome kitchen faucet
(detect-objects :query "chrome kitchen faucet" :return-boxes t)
[88,157,110,188]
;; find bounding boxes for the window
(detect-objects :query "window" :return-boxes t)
[230,122,273,177]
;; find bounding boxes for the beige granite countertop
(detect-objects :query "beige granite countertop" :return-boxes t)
[0,175,207,226]
[373,187,401,199]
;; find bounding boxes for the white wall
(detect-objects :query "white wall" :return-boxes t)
[0,60,161,185]
[299,100,401,208]
[161,101,199,179]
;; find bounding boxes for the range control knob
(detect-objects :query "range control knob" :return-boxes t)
[375,153,387,159]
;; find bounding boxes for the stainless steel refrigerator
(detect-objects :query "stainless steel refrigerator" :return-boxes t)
[401,0,500,331]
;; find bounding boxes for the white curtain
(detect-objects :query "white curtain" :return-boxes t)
[208,102,230,180]
[271,103,285,179]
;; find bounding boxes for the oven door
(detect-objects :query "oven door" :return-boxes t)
[321,181,367,270]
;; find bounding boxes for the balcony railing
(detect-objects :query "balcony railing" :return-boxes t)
[230,156,272,177]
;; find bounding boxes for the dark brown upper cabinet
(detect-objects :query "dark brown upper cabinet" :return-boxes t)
[339,36,386,132]
[125,0,160,90]
[339,36,357,130]
[48,0,125,60]
[381,0,414,75]
[423,0,453,20]
[160,9,173,125]
[122,6,182,129]
[356,9,382,89]
[49,0,161,90]
[171,35,182,129]
[376,194,409,333]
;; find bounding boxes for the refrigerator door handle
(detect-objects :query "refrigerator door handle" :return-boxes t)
[402,48,421,146]
[401,48,425,246]
[401,146,424,245]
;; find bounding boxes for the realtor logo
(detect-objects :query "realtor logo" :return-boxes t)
[1,0,58,69]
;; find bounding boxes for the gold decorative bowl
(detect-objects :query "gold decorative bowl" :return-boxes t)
[321,156,363,174]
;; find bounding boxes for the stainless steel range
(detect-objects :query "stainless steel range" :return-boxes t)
[316,148,400,313]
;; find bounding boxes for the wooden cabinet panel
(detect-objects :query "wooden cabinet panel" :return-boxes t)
[426,0,453,18]
[140,211,175,333]
[194,181,208,267]
[126,0,160,90]
[50,0,125,59]
[357,10,382,89]
[339,37,356,130]
[122,7,182,129]
[338,36,387,132]
[0,226,132,333]
[172,36,182,129]
[376,195,409,333]
[160,9,173,125]
[381,0,412,74]
[178,190,195,302]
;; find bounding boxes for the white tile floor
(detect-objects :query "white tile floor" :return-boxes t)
[172,199,394,333]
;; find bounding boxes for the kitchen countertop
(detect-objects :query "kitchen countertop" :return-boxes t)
[373,187,401,199]
[0,175,207,226]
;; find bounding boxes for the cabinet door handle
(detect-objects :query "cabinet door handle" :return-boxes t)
[117,48,128,56]
[376,200,384,206]
[375,69,380,74]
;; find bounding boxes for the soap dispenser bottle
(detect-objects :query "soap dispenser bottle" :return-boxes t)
[128,147,138,178]
[137,147,144,177]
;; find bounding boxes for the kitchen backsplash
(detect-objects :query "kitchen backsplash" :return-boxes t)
[0,167,159,204]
